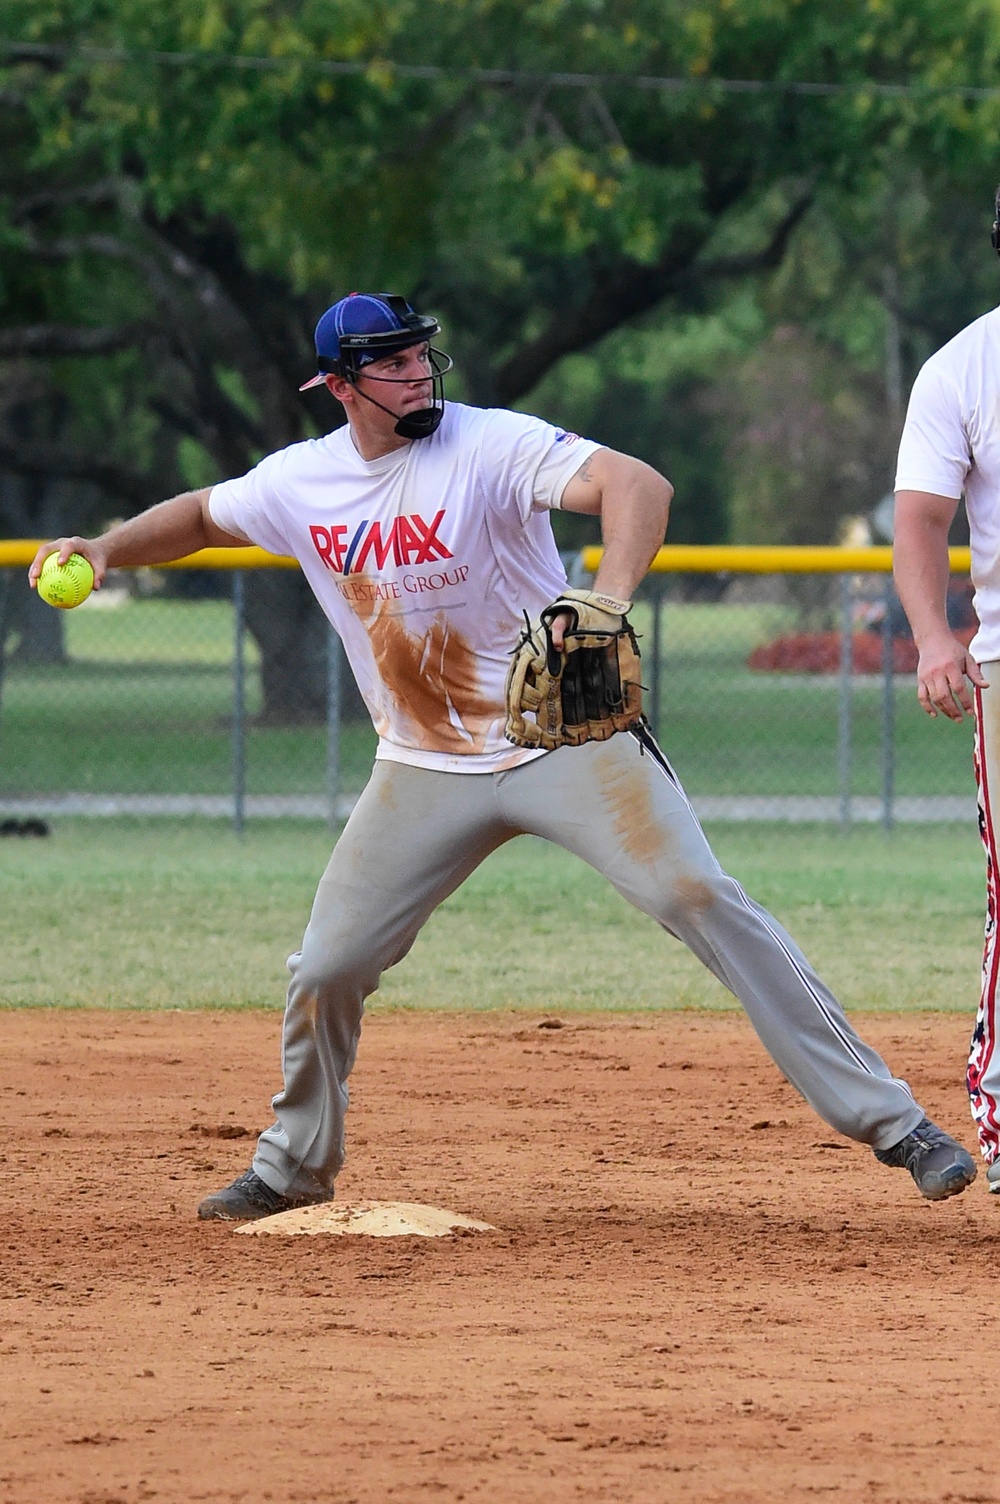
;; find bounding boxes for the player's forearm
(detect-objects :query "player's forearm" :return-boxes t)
[97,489,217,568]
[28,487,231,592]
[892,494,958,647]
[592,458,672,602]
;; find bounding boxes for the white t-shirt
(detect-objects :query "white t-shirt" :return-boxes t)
[209,402,601,773]
[895,304,1000,661]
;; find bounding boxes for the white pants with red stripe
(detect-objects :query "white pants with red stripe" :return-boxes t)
[252,726,924,1198]
[969,666,1000,1161]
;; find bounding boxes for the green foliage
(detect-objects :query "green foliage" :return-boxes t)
[531,304,763,543]
[720,323,896,543]
[2,0,1000,540]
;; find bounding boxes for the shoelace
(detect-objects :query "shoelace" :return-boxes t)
[896,1123,953,1172]
[233,1171,285,1210]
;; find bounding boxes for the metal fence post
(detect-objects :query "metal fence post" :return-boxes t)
[326,624,342,831]
[881,573,896,832]
[231,570,246,837]
[0,569,12,747]
[838,572,853,829]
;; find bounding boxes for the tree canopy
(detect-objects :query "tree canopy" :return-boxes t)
[2,0,999,707]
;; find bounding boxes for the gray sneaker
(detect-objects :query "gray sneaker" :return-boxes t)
[874,1117,977,1201]
[197,1169,331,1222]
[986,1160,1000,1194]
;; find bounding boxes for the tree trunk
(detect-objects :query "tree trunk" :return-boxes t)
[0,569,18,753]
[2,466,70,664]
[243,571,326,724]
[10,572,66,662]
[243,570,366,724]
[246,547,376,723]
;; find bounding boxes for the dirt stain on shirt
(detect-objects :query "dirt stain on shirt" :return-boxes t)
[343,577,497,753]
[493,749,536,773]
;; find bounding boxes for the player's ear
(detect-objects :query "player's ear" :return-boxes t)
[326,374,354,404]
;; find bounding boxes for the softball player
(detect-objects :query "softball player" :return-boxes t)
[32,292,976,1218]
[894,186,1000,1189]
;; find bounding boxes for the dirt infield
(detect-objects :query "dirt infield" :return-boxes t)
[2,1008,997,1504]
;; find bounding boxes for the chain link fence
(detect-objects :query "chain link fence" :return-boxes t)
[0,545,979,828]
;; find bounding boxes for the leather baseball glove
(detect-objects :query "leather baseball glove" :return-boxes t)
[504,588,644,750]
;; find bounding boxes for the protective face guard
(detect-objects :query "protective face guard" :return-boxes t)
[343,344,453,439]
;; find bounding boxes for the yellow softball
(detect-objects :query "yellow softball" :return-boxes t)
[37,552,95,609]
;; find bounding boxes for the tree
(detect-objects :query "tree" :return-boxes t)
[0,0,996,716]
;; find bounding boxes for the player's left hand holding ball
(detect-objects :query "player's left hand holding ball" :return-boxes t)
[29,539,104,609]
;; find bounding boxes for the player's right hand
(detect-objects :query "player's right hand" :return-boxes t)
[28,538,109,592]
[915,630,988,721]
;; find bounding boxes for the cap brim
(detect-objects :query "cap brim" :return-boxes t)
[298,373,328,392]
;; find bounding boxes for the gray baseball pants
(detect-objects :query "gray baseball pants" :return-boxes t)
[253,728,923,1197]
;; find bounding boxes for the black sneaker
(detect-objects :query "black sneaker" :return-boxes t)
[874,1117,977,1201]
[197,1169,331,1222]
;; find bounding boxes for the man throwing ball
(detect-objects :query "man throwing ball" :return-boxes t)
[32,291,976,1218]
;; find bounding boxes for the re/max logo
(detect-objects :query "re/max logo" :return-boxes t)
[309,511,453,574]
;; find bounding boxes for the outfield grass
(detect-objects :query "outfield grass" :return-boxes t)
[0,818,986,1015]
[0,596,974,798]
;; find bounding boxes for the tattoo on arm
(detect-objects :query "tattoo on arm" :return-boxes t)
[578,459,595,483]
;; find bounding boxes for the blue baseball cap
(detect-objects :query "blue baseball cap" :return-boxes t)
[299,293,441,390]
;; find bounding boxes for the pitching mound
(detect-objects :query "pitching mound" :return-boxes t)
[234,1199,495,1238]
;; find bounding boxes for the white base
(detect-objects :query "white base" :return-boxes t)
[234,1199,495,1238]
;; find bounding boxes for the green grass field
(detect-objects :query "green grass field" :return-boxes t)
[0,819,986,1015]
[0,595,975,798]
[1,598,377,794]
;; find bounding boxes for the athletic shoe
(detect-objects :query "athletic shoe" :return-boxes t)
[197,1169,331,1222]
[874,1117,977,1201]
[986,1160,1000,1194]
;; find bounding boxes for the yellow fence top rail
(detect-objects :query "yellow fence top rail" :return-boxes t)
[581,543,972,574]
[0,542,298,569]
[0,540,973,574]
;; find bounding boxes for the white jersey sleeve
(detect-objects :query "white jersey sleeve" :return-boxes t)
[475,409,602,523]
[208,451,295,557]
[895,361,972,500]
